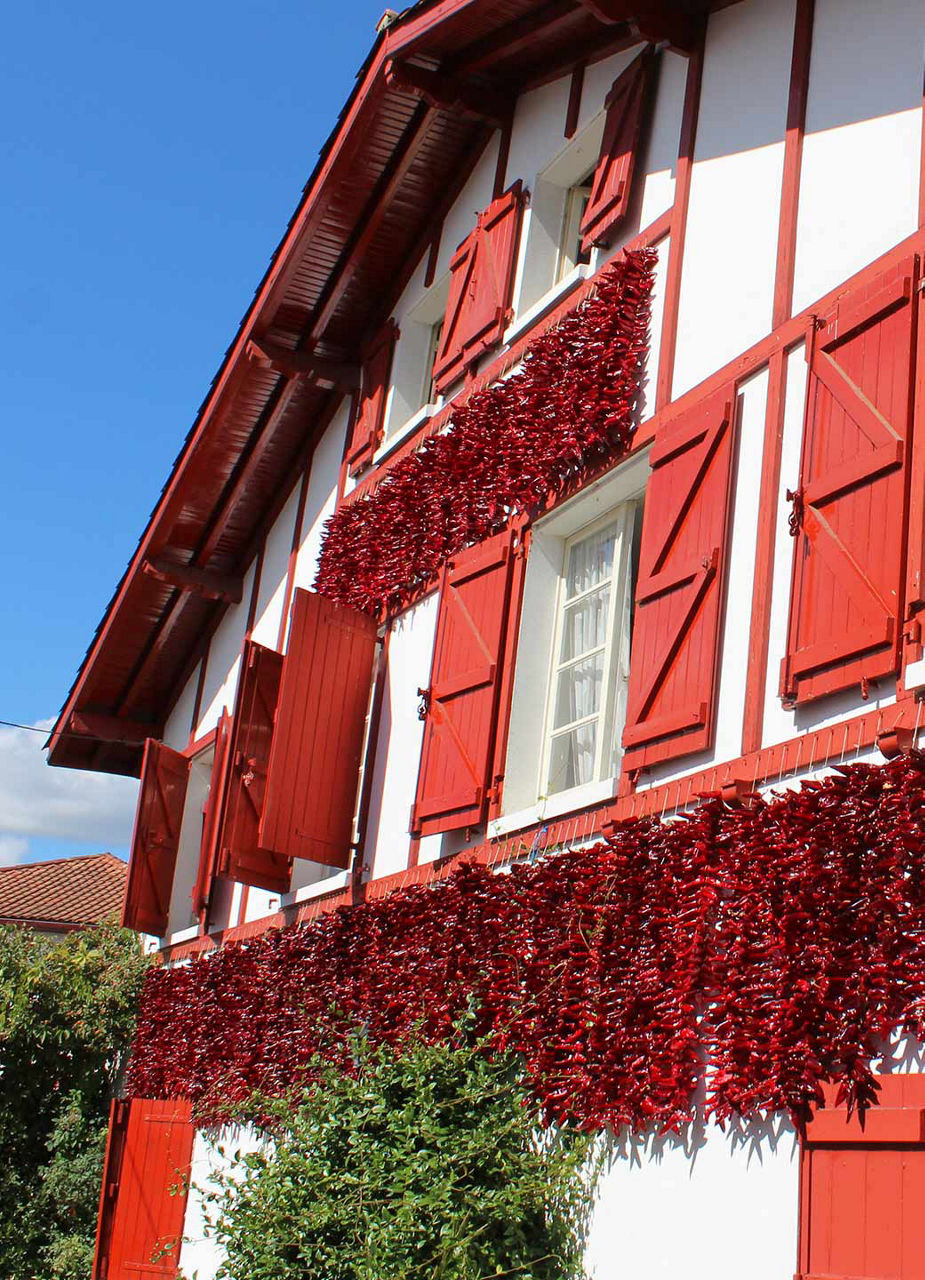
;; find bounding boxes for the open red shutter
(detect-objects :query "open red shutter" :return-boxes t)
[191,711,231,918]
[580,48,656,254]
[123,739,189,936]
[798,1076,925,1280]
[412,530,516,836]
[780,256,917,705]
[217,640,291,893]
[432,183,524,395]
[346,320,398,476]
[93,1098,194,1280]
[622,388,736,771]
[259,589,378,868]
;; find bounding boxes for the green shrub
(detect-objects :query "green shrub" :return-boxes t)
[206,1032,595,1280]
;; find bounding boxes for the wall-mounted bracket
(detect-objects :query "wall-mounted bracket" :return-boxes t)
[143,556,244,605]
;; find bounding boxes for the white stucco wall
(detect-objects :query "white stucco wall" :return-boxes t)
[179,1125,266,1280]
[791,0,923,315]
[586,1115,799,1280]
[365,592,439,880]
[672,0,794,398]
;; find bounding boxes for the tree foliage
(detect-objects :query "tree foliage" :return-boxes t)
[206,1032,596,1280]
[0,921,151,1278]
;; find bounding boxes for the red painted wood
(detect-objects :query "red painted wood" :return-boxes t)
[622,387,737,771]
[123,739,190,936]
[94,1098,193,1280]
[191,711,232,919]
[780,257,918,705]
[346,321,398,476]
[580,47,656,253]
[799,1076,925,1280]
[433,183,524,394]
[412,529,517,836]
[217,640,291,893]
[259,588,378,868]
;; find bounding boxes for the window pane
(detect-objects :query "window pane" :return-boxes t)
[547,723,596,794]
[560,587,610,662]
[565,527,616,599]
[553,653,604,729]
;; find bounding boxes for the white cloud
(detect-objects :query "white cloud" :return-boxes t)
[0,719,138,855]
[0,834,30,866]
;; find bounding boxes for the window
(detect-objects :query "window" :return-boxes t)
[555,183,593,283]
[422,319,444,408]
[542,505,638,796]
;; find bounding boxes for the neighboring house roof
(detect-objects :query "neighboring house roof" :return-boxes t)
[0,852,126,932]
[47,0,717,779]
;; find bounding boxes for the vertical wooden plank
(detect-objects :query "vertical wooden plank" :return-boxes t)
[564,62,585,139]
[772,0,815,329]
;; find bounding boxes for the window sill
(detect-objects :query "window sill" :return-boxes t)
[503,264,593,347]
[906,657,925,691]
[375,401,441,465]
[287,869,351,906]
[166,923,201,946]
[488,775,618,841]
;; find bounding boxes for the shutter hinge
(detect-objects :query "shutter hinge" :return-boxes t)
[786,486,804,536]
[416,687,431,721]
[904,617,922,646]
[486,773,504,806]
[916,277,925,294]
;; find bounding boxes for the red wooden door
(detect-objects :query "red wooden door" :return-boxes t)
[432,183,524,395]
[798,1076,925,1280]
[191,711,232,919]
[622,388,737,772]
[217,640,292,893]
[259,588,379,868]
[412,530,517,836]
[580,47,656,253]
[123,739,190,936]
[346,320,398,475]
[93,1098,194,1280]
[781,257,918,705]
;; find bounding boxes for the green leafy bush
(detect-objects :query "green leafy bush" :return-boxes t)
[206,1032,595,1280]
[0,921,151,1278]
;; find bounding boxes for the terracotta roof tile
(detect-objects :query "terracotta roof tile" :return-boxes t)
[0,852,126,928]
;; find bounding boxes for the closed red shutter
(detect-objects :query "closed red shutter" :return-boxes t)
[412,530,517,836]
[622,388,736,771]
[432,183,524,395]
[93,1098,194,1280]
[259,589,378,868]
[191,710,232,918]
[780,257,917,705]
[346,320,398,476]
[217,640,291,893]
[123,739,190,936]
[580,48,656,254]
[798,1076,925,1280]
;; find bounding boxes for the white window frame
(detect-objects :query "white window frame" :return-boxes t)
[555,182,593,283]
[538,503,637,800]
[491,452,648,838]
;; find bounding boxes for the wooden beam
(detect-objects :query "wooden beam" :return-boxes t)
[384,59,508,128]
[143,556,244,604]
[630,7,703,54]
[68,712,158,745]
[450,0,579,75]
[308,100,440,340]
[246,337,360,390]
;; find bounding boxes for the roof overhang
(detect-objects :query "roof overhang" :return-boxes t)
[48,0,722,776]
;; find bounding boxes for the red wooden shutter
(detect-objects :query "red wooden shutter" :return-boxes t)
[217,640,291,893]
[123,739,190,936]
[412,530,517,836]
[798,1076,925,1280]
[780,256,917,705]
[432,182,524,395]
[93,1098,194,1280]
[622,388,737,771]
[191,711,232,918]
[580,48,656,254]
[346,320,398,476]
[259,589,378,868]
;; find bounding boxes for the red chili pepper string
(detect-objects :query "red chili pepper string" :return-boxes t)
[127,753,925,1133]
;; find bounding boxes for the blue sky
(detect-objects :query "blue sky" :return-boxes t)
[0,0,386,863]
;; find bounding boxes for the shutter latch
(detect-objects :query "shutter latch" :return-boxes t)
[416,687,431,721]
[786,486,805,536]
